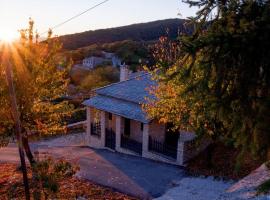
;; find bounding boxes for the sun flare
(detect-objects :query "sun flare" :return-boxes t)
[0,29,19,42]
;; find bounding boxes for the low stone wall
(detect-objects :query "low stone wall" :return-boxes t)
[116,146,139,157]
[222,163,270,199]
[89,135,104,149]
[143,151,179,166]
[36,132,86,147]
[67,121,87,133]
[182,138,211,163]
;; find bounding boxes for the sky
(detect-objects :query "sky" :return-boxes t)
[1,0,197,38]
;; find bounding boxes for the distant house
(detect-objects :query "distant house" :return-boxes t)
[102,51,114,59]
[82,66,210,166]
[102,51,122,67]
[111,56,122,67]
[81,52,122,69]
[82,56,106,69]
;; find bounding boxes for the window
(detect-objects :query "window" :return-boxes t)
[91,122,101,138]
[108,113,112,120]
[140,123,144,131]
[124,118,131,136]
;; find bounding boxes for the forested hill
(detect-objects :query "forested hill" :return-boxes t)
[59,18,192,50]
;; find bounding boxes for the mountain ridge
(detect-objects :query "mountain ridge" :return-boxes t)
[59,18,192,50]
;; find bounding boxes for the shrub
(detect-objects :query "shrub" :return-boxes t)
[32,158,79,199]
[257,179,270,195]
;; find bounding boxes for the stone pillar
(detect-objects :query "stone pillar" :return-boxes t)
[100,111,106,147]
[86,107,91,146]
[115,115,122,151]
[142,123,149,158]
[176,135,185,165]
[120,64,130,81]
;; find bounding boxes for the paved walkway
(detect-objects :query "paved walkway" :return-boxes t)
[4,134,265,200]
[0,134,186,199]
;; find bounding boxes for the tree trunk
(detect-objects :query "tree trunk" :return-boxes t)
[22,134,36,165]
[16,133,31,200]
[5,58,31,200]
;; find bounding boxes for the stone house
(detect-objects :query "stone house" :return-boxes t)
[111,56,122,67]
[81,52,122,69]
[102,51,122,67]
[82,56,106,69]
[82,67,209,166]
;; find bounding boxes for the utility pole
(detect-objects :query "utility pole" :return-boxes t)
[4,55,30,200]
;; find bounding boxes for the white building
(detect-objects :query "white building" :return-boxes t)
[82,66,210,166]
[102,51,115,59]
[112,56,122,67]
[82,56,106,69]
[102,51,122,67]
[81,52,122,69]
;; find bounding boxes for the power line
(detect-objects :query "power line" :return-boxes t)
[40,0,110,36]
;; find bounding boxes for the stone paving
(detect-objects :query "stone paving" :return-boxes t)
[1,133,268,200]
[0,133,186,199]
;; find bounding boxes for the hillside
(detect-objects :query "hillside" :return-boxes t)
[59,18,192,50]
[66,40,152,67]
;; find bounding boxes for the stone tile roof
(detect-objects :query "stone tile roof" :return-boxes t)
[82,72,156,123]
[83,95,150,123]
[95,73,156,104]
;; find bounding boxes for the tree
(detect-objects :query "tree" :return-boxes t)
[2,53,31,200]
[79,66,119,91]
[0,19,73,163]
[144,0,270,166]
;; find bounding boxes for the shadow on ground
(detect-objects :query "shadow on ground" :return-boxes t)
[0,134,186,199]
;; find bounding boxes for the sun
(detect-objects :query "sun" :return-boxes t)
[0,29,19,42]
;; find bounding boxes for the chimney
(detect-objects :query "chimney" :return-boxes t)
[120,63,129,81]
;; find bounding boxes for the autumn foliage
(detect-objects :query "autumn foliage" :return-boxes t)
[144,0,270,166]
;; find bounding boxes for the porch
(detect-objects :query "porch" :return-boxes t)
[85,107,192,165]
[86,107,143,155]
[82,70,210,166]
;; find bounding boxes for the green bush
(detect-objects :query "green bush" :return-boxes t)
[257,179,270,195]
[265,161,270,170]
[80,66,119,91]
[32,158,79,199]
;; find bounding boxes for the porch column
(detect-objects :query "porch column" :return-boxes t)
[142,123,149,158]
[115,115,121,151]
[86,107,91,146]
[176,135,184,165]
[100,111,106,147]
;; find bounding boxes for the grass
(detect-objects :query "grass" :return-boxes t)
[257,179,270,195]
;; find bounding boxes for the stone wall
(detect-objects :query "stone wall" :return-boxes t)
[89,134,104,148]
[105,112,116,132]
[130,120,143,143]
[143,151,180,165]
[118,117,143,142]
[85,107,210,166]
[149,120,166,142]
[182,137,211,163]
